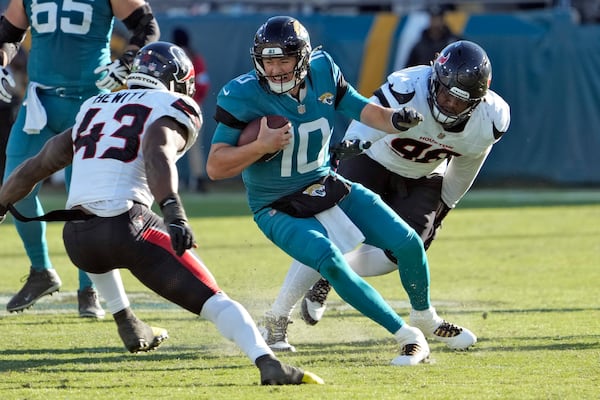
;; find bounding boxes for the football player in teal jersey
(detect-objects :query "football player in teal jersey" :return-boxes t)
[259,41,505,353]
[207,16,446,366]
[0,0,161,342]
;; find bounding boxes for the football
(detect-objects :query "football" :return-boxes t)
[237,115,289,162]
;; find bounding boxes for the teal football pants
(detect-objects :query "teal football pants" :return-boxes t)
[254,180,431,334]
[3,91,96,290]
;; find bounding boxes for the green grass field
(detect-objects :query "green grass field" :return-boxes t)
[0,188,599,399]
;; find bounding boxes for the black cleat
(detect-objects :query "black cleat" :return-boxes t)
[114,308,168,353]
[256,354,324,385]
[7,267,62,312]
[77,287,106,319]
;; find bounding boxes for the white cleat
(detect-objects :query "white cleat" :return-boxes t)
[258,312,296,352]
[300,278,331,326]
[391,325,430,366]
[410,307,477,350]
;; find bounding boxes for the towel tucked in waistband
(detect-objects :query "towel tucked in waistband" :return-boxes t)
[315,205,365,254]
[23,82,51,134]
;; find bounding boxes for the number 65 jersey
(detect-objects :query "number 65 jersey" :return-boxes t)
[66,89,202,215]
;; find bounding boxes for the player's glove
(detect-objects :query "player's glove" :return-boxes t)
[93,50,137,91]
[423,201,452,250]
[0,67,16,103]
[159,193,195,257]
[0,203,8,224]
[330,139,371,168]
[391,106,423,131]
[433,201,451,232]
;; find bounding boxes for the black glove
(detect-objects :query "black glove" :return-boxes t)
[159,194,195,256]
[330,139,371,168]
[0,203,7,224]
[391,107,423,131]
[433,201,451,231]
[422,201,451,250]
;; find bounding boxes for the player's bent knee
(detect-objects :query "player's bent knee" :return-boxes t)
[200,292,232,321]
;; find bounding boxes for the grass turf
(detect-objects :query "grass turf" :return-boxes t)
[0,188,598,399]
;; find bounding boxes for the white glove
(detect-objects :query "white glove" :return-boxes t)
[0,67,16,103]
[94,50,137,91]
[94,59,129,91]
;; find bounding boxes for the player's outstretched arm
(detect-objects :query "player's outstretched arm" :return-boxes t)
[95,1,160,90]
[360,103,423,134]
[0,130,73,209]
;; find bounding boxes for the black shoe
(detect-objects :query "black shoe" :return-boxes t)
[78,287,105,319]
[114,308,168,353]
[7,267,62,312]
[256,354,324,385]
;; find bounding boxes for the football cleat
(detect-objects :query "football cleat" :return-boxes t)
[300,278,331,325]
[77,287,106,319]
[115,312,169,353]
[256,354,324,385]
[6,267,62,312]
[258,312,296,352]
[391,325,430,366]
[410,307,477,350]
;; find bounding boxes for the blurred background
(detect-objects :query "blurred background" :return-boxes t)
[3,0,600,192]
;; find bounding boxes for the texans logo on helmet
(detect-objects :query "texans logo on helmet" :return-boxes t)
[438,54,449,64]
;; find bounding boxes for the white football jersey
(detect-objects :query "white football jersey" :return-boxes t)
[66,89,202,216]
[345,66,510,207]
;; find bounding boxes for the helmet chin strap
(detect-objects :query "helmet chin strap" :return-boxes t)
[254,48,311,94]
[431,104,458,126]
[264,65,306,94]
[431,102,477,129]
[267,77,298,94]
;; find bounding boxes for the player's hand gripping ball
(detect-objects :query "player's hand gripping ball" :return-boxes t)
[237,115,289,162]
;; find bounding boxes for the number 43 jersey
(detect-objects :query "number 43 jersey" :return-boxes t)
[66,89,202,214]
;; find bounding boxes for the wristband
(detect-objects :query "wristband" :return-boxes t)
[159,193,188,222]
[159,193,180,210]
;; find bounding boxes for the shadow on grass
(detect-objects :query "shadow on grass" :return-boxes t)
[0,347,238,373]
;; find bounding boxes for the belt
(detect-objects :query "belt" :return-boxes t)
[37,86,95,99]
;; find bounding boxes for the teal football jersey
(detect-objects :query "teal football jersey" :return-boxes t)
[25,0,114,90]
[213,50,369,211]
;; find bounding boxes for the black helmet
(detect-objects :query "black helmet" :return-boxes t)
[127,41,196,97]
[428,40,491,128]
[250,16,312,94]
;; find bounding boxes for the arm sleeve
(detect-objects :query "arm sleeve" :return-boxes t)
[121,4,160,48]
[441,147,492,208]
[0,16,26,66]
